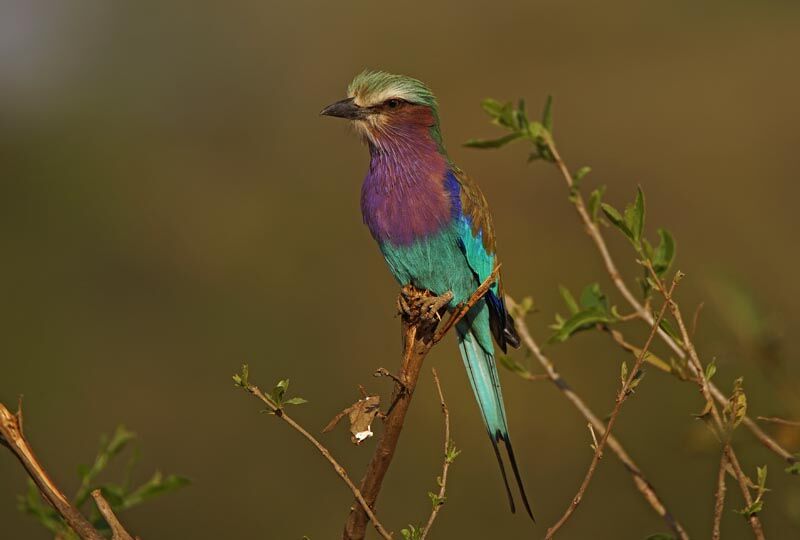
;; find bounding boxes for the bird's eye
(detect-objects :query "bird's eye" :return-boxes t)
[385,99,401,109]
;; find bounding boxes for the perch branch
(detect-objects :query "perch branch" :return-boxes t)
[506,298,689,540]
[0,402,123,540]
[420,368,454,540]
[343,277,495,540]
[545,277,677,539]
[237,382,392,540]
[544,138,796,466]
[433,265,500,343]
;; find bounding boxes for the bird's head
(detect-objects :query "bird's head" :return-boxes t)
[320,70,442,150]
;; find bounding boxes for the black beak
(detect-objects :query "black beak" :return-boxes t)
[320,97,366,120]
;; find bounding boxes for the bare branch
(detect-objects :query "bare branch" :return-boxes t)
[433,264,500,344]
[420,368,454,540]
[757,416,800,428]
[343,287,449,540]
[645,262,766,540]
[91,490,136,540]
[713,450,728,540]
[507,297,689,540]
[545,138,797,466]
[544,276,678,539]
[725,446,766,540]
[238,380,393,540]
[0,402,106,540]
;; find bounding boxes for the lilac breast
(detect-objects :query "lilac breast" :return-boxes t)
[360,131,451,245]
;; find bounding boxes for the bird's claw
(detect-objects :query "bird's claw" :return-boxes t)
[396,286,453,324]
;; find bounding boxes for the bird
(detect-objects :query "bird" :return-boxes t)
[321,70,533,520]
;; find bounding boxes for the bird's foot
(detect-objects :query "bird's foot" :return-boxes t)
[419,291,453,322]
[397,286,453,325]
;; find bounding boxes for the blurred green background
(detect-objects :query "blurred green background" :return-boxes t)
[2,1,800,538]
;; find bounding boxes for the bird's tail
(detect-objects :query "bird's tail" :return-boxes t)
[457,322,534,521]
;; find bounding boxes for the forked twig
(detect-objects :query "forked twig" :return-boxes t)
[544,138,796,467]
[239,382,393,540]
[545,277,678,539]
[507,296,689,540]
[420,368,454,540]
[0,402,132,540]
[91,490,136,540]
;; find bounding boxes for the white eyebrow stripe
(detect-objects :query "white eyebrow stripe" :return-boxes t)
[351,86,417,108]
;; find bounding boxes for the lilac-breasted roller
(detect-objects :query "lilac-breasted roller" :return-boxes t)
[321,70,533,519]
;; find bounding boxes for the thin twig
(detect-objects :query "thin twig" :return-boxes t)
[725,446,766,540]
[420,368,453,540]
[0,402,106,540]
[545,276,677,539]
[91,490,135,540]
[757,416,800,428]
[545,139,797,466]
[601,324,673,374]
[713,450,728,540]
[239,383,393,540]
[646,262,766,540]
[507,296,689,540]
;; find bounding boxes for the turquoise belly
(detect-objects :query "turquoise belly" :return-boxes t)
[378,223,494,352]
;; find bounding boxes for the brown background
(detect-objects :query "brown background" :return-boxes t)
[2,1,800,538]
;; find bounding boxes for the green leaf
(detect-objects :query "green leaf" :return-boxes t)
[75,426,137,507]
[579,283,608,312]
[121,472,190,510]
[736,499,763,518]
[480,98,506,119]
[283,397,308,406]
[623,186,645,246]
[785,459,800,475]
[445,440,461,463]
[601,203,633,240]
[652,229,676,277]
[232,364,250,387]
[558,285,580,315]
[704,360,717,382]
[17,480,64,534]
[573,166,591,186]
[515,98,529,131]
[549,307,615,343]
[541,95,554,132]
[463,132,523,149]
[588,186,606,223]
[658,318,684,347]
[272,379,290,404]
[550,283,618,343]
[620,361,629,386]
[757,465,768,491]
[401,525,422,540]
[428,491,446,507]
[498,354,526,375]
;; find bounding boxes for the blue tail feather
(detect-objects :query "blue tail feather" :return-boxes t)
[457,322,534,521]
